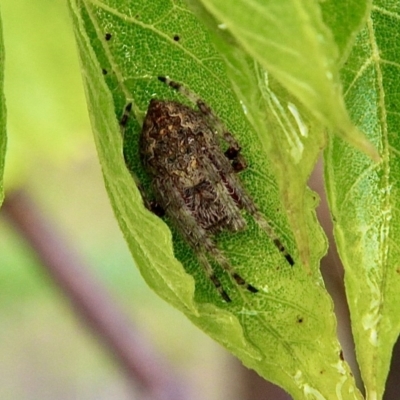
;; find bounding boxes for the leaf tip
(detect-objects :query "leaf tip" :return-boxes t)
[338,125,381,163]
[352,132,381,163]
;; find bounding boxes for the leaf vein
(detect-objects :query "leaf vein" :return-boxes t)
[364,16,392,369]
[337,161,381,213]
[372,5,400,21]
[388,144,400,159]
[380,58,400,70]
[86,0,229,91]
[343,57,373,98]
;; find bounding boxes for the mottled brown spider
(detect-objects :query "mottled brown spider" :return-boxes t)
[121,77,294,302]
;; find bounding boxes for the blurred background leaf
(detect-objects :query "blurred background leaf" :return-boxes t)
[0,0,235,399]
[0,13,6,205]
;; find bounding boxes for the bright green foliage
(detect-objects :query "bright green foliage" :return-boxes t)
[67,0,365,398]
[0,15,6,205]
[185,1,329,271]
[320,0,371,63]
[325,3,400,399]
[198,0,379,162]
[66,0,400,398]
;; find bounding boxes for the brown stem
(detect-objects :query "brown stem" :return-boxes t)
[2,189,188,400]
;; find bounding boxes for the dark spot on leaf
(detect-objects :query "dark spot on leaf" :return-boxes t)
[105,32,112,41]
[173,34,180,41]
[339,350,344,361]
[102,68,108,75]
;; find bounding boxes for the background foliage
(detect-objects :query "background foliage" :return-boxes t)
[1,0,400,399]
[0,1,228,399]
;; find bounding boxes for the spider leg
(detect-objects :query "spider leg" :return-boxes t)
[206,246,258,295]
[224,149,247,173]
[223,174,295,266]
[197,252,231,302]
[199,133,294,265]
[253,211,295,266]
[199,235,259,299]
[206,147,295,267]
[199,155,247,231]
[175,213,257,301]
[158,179,258,300]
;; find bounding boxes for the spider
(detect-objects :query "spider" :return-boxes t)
[121,76,294,302]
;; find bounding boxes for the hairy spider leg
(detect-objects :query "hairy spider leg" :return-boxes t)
[210,149,294,265]
[197,252,231,302]
[207,246,258,295]
[158,178,258,301]
[255,212,294,266]
[212,151,295,266]
[157,77,295,266]
[157,76,247,170]
[198,151,248,232]
[198,240,259,302]
[198,244,259,302]
[220,168,295,266]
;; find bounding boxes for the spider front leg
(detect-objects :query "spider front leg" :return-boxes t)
[120,103,165,217]
[157,76,247,172]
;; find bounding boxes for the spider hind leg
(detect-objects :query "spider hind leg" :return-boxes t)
[253,210,295,266]
[197,253,232,302]
[199,242,259,301]
[212,248,259,294]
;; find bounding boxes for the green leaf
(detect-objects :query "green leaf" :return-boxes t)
[68,0,361,398]
[225,60,325,271]
[0,14,6,206]
[325,4,400,398]
[197,0,379,161]
[320,0,371,64]
[185,2,327,270]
